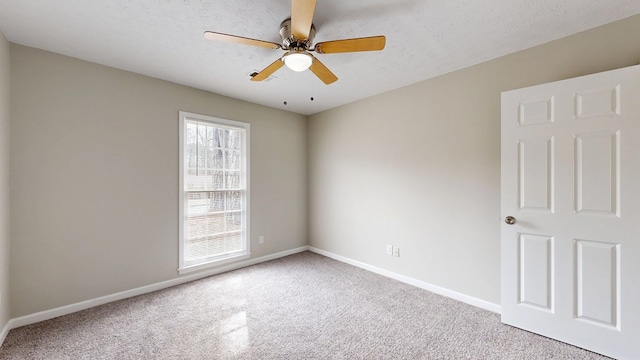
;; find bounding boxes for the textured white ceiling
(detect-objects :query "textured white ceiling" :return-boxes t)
[1,0,639,115]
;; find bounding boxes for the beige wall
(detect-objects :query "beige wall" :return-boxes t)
[0,32,10,331]
[9,45,307,317]
[308,15,640,305]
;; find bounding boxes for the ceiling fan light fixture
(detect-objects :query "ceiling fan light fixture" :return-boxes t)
[283,51,312,72]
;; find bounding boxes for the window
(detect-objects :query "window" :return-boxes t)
[179,111,250,273]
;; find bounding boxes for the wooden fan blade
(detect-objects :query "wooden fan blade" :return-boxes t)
[291,0,316,40]
[314,36,386,54]
[309,55,338,85]
[251,58,285,81]
[204,31,281,50]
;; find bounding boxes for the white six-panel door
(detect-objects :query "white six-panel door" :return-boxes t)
[501,65,640,359]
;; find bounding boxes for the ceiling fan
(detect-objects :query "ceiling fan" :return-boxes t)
[203,0,386,85]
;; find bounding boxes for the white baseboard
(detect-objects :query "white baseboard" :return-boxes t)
[308,246,501,314]
[0,320,9,347]
[1,245,310,345]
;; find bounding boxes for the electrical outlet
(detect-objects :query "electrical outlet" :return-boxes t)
[386,244,393,255]
[393,247,400,257]
[259,235,264,244]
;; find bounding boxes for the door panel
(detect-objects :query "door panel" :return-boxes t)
[574,131,619,215]
[574,239,619,329]
[501,64,640,359]
[574,86,620,119]
[518,138,554,211]
[518,233,554,311]
[519,97,554,125]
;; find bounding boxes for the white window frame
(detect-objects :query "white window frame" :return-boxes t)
[178,111,250,274]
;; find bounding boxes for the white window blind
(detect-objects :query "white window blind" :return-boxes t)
[179,112,249,273]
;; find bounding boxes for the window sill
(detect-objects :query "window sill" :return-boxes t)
[178,252,250,275]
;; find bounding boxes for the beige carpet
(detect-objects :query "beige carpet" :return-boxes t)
[0,251,610,359]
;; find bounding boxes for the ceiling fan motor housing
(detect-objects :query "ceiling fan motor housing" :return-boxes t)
[279,19,316,50]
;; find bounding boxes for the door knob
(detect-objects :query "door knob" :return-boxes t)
[505,216,516,225]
